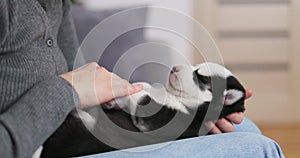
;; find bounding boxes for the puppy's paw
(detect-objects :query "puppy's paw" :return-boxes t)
[74,109,96,130]
[131,116,151,132]
[116,90,151,115]
[32,146,43,158]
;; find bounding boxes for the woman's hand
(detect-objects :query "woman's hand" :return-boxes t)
[60,62,143,109]
[207,89,253,134]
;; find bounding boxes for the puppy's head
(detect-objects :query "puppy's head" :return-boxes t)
[167,62,246,116]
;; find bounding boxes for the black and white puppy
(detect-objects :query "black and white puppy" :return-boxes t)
[106,62,246,133]
[41,62,246,158]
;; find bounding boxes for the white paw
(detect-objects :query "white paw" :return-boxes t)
[131,116,150,132]
[105,82,152,115]
[75,109,96,130]
[115,90,151,115]
[32,146,43,158]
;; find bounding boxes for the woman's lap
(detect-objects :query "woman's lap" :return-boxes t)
[80,118,284,158]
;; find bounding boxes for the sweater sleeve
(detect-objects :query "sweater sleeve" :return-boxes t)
[0,76,80,158]
[0,0,11,50]
[0,0,81,157]
[57,0,83,71]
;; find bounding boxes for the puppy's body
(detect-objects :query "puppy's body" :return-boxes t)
[41,63,246,157]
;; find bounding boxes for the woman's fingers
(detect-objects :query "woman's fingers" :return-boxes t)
[226,112,244,124]
[206,121,222,134]
[129,84,144,94]
[245,89,253,99]
[111,83,143,97]
[215,118,234,133]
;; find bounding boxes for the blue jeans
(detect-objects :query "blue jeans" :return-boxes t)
[81,118,285,158]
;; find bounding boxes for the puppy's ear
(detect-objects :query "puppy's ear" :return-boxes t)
[224,89,244,106]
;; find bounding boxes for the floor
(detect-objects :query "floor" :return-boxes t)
[258,124,300,158]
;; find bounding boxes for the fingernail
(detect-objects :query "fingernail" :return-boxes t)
[233,117,242,123]
[134,84,144,91]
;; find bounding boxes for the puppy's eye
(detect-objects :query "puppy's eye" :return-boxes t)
[193,70,212,91]
[197,74,211,85]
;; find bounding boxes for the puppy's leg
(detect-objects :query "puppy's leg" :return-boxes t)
[127,91,152,132]
[104,82,152,114]
[131,115,150,132]
[104,82,189,132]
[104,82,152,132]
[112,91,152,132]
[73,109,96,130]
[32,146,43,158]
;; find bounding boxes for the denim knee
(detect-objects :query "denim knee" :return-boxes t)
[219,132,285,158]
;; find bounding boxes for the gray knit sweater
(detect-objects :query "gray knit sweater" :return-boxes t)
[0,0,81,157]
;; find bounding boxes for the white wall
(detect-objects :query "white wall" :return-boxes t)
[83,0,195,64]
[84,0,193,16]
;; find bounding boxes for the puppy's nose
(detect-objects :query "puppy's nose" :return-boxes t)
[172,66,182,73]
